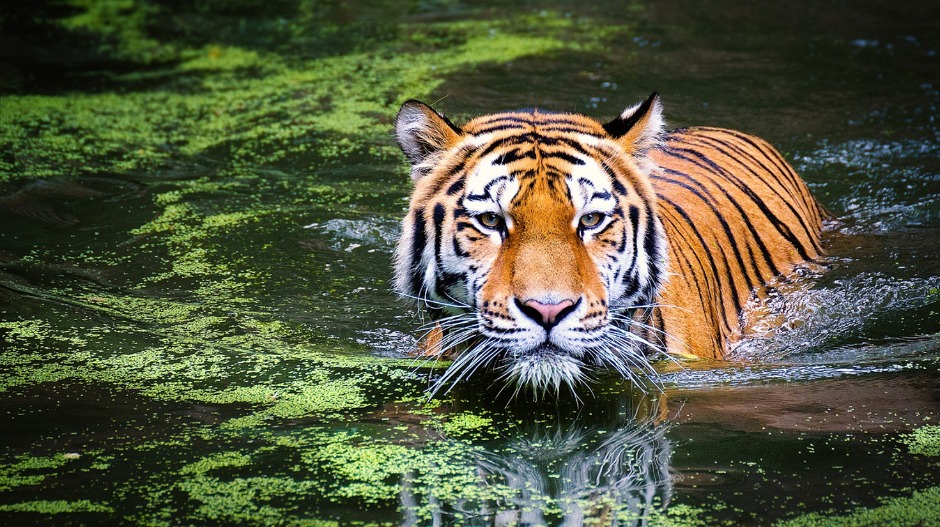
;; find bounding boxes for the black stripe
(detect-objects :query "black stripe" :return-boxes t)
[431,203,458,304]
[601,162,630,196]
[480,325,527,335]
[544,166,572,180]
[655,167,771,286]
[543,138,592,157]
[510,167,536,179]
[727,129,825,242]
[626,205,641,272]
[452,235,469,257]
[544,150,585,166]
[650,307,668,354]
[675,132,821,254]
[446,179,465,195]
[492,147,536,165]
[484,175,510,196]
[662,144,815,262]
[432,204,446,266]
[472,114,598,129]
[643,206,662,289]
[485,132,589,154]
[540,125,598,134]
[589,215,619,239]
[657,161,771,275]
[470,123,528,135]
[694,130,796,195]
[408,207,427,297]
[477,140,513,161]
[455,220,484,235]
[658,195,743,332]
[463,175,510,203]
[616,205,642,296]
[657,209,727,349]
[470,117,532,135]
[427,147,474,197]
[699,128,809,210]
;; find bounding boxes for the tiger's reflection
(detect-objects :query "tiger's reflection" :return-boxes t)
[399,390,673,526]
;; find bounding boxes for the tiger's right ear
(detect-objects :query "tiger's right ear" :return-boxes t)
[395,100,463,180]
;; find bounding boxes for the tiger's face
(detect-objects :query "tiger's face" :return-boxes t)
[394,94,668,396]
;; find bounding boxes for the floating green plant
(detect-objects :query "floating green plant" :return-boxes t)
[0,455,74,492]
[0,500,113,514]
[776,487,940,527]
[903,425,940,457]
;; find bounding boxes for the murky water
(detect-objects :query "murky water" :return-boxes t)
[1,1,938,525]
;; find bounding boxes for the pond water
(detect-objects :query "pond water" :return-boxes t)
[1,1,938,525]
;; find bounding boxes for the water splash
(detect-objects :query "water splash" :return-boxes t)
[737,272,938,357]
[796,138,940,233]
[307,217,401,251]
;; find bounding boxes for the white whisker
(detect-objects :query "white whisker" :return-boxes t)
[606,314,686,369]
[399,291,471,311]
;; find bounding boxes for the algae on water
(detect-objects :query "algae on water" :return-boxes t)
[776,487,940,527]
[1,5,610,183]
[903,425,940,457]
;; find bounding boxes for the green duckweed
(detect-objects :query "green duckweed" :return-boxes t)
[776,487,940,527]
[903,425,940,457]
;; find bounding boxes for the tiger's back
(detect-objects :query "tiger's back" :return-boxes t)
[650,127,826,358]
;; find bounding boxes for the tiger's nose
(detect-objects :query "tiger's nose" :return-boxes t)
[516,298,577,330]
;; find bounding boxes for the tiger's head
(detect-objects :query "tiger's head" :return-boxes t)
[394,93,669,396]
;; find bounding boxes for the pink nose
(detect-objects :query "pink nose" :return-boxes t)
[520,298,576,328]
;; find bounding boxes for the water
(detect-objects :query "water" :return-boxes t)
[1,1,938,525]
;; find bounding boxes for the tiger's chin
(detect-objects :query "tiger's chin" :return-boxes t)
[502,344,589,397]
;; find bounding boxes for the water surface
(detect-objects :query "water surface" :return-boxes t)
[1,1,938,525]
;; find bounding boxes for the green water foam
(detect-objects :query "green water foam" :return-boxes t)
[0,454,74,492]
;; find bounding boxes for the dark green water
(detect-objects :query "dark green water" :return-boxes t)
[1,1,938,525]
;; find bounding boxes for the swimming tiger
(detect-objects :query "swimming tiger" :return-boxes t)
[393,93,826,395]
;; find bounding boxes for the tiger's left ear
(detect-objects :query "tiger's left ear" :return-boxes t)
[396,100,464,181]
[603,92,665,166]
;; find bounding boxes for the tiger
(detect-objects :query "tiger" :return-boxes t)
[393,93,826,396]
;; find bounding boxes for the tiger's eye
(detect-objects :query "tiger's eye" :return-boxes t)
[479,212,504,229]
[580,213,603,229]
